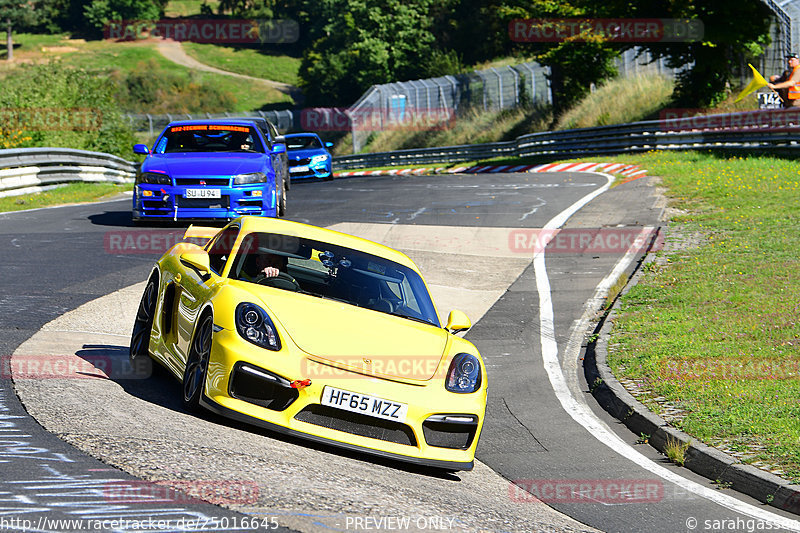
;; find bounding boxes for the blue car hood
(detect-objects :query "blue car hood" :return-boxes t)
[287,148,327,161]
[142,153,267,177]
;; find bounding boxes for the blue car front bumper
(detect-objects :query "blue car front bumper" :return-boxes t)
[132,184,277,222]
[288,160,332,180]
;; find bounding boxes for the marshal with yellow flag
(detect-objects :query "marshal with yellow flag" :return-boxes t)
[734,64,769,103]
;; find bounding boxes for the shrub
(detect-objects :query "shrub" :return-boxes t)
[0,62,135,157]
[112,59,237,114]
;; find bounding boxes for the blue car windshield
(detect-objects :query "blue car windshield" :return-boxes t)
[154,125,264,154]
[230,232,441,327]
[287,136,322,150]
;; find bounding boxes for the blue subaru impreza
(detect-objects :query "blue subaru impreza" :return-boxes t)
[132,119,288,223]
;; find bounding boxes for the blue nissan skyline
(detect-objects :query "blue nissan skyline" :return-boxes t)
[132,119,288,223]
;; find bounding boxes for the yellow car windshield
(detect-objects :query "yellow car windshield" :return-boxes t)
[230,232,440,327]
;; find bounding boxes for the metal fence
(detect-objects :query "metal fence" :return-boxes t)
[347,62,551,153]
[762,0,792,78]
[614,48,681,79]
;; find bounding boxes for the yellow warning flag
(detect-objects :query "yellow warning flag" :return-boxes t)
[734,64,769,103]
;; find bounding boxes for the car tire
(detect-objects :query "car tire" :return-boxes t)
[276,180,286,217]
[183,312,213,411]
[279,178,288,216]
[130,274,158,363]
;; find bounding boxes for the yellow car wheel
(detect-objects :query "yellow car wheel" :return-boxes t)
[183,313,213,411]
[130,274,157,362]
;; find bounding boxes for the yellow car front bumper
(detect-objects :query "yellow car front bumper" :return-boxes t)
[201,328,486,470]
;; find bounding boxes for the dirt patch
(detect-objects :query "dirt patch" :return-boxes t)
[41,46,79,53]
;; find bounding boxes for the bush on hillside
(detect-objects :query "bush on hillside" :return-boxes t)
[0,62,135,157]
[111,59,237,114]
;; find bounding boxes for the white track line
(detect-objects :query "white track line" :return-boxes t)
[533,172,800,531]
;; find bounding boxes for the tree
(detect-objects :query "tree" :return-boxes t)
[297,0,438,106]
[0,0,39,61]
[218,0,277,18]
[83,0,168,33]
[496,0,620,114]
[594,0,772,107]
[217,0,282,19]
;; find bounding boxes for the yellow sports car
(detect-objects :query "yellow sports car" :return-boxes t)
[130,216,486,470]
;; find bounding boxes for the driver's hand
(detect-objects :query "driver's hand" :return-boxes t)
[262,267,280,278]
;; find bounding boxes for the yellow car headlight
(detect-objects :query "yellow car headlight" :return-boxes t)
[235,303,281,351]
[445,353,481,393]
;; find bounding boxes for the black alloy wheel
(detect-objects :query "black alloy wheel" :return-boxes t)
[279,178,288,216]
[130,276,157,362]
[183,313,213,411]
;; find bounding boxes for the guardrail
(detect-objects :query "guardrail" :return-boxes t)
[3,109,798,196]
[0,148,137,198]
[332,110,800,170]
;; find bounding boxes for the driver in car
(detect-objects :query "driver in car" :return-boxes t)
[241,251,301,291]
[253,253,286,280]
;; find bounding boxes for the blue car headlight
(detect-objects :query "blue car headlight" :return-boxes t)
[138,171,171,185]
[310,154,329,165]
[445,353,481,393]
[233,172,267,185]
[235,303,281,351]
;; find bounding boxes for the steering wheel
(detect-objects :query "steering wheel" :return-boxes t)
[257,272,301,291]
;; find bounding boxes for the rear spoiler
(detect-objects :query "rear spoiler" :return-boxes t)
[182,225,220,245]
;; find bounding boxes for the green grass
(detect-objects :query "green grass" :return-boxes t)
[1,34,292,111]
[0,183,132,213]
[603,150,800,482]
[194,68,293,110]
[347,72,678,155]
[340,105,553,155]
[165,0,220,17]
[555,73,675,130]
[181,42,301,85]
[60,40,292,111]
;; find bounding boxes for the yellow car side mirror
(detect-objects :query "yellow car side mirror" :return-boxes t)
[445,310,472,334]
[180,249,211,274]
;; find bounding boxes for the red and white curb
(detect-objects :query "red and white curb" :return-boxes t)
[334,162,647,180]
[334,167,446,178]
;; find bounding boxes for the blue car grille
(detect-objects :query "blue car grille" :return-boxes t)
[289,158,311,166]
[174,177,231,186]
[177,196,230,209]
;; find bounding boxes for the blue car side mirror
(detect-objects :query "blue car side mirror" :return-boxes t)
[133,144,150,155]
[325,142,333,148]
[271,143,286,154]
